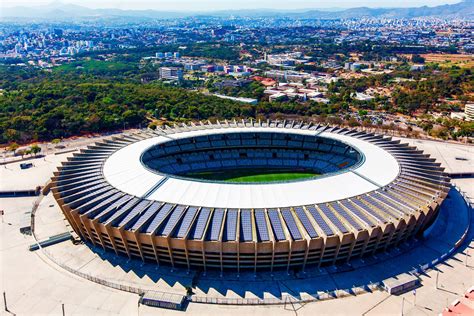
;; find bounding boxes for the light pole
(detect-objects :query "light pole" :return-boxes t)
[401,297,404,316]
[3,291,8,312]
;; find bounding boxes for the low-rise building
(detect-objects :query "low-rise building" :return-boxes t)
[465,103,474,121]
[212,94,258,105]
[159,67,183,81]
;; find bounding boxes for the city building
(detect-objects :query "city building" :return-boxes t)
[159,67,183,81]
[345,62,362,71]
[212,94,258,105]
[465,103,474,121]
[264,70,310,83]
[410,64,426,71]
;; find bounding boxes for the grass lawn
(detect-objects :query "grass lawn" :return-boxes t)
[184,168,319,183]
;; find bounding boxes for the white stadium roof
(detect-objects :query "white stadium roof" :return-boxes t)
[102,127,399,208]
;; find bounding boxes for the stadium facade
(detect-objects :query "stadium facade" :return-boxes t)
[52,120,450,272]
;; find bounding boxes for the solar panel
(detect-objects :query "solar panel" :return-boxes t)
[90,194,130,221]
[102,197,139,224]
[224,209,238,241]
[144,203,174,233]
[381,191,416,211]
[281,208,302,240]
[240,209,253,242]
[294,206,318,238]
[361,194,405,218]
[267,209,286,241]
[398,179,436,195]
[306,205,334,236]
[342,198,387,223]
[390,183,425,202]
[318,204,349,233]
[254,209,270,241]
[58,169,97,180]
[366,194,405,217]
[394,182,431,199]
[66,184,110,205]
[129,202,162,230]
[62,179,105,196]
[58,174,103,188]
[158,205,186,236]
[189,207,211,240]
[174,206,199,238]
[207,208,225,241]
[115,200,151,227]
[341,200,376,227]
[82,192,124,217]
[330,203,363,231]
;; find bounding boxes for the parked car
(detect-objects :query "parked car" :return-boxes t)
[20,162,33,169]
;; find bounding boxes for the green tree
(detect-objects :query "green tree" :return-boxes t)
[30,144,41,156]
[8,142,19,153]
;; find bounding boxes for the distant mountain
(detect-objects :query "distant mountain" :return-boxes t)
[1,1,188,20]
[292,0,473,19]
[1,0,472,20]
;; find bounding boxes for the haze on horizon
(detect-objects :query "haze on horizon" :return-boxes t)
[0,0,463,11]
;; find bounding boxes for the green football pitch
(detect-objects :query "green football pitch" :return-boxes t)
[183,168,319,183]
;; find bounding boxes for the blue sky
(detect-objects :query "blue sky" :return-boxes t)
[1,0,462,10]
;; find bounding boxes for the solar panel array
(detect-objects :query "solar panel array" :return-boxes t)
[267,209,286,241]
[294,206,318,238]
[207,208,225,241]
[343,199,385,224]
[240,209,253,242]
[84,192,125,218]
[393,188,424,207]
[281,208,302,240]
[224,209,238,241]
[129,202,162,230]
[318,204,349,233]
[93,195,132,221]
[144,203,174,233]
[361,193,405,219]
[340,200,375,226]
[189,207,211,240]
[114,199,150,227]
[254,209,270,241]
[374,193,409,216]
[381,191,415,211]
[306,205,334,236]
[69,186,113,208]
[330,202,362,231]
[158,205,186,236]
[175,206,199,238]
[64,179,105,198]
[351,196,396,223]
[81,189,119,211]
[67,184,111,207]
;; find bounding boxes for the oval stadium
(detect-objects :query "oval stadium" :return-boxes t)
[51,120,450,272]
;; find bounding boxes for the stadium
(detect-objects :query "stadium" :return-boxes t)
[51,120,450,272]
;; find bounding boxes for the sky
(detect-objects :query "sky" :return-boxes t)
[1,0,463,11]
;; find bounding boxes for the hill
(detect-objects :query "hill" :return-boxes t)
[2,0,472,20]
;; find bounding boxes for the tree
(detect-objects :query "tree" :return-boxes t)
[30,144,41,156]
[411,54,425,64]
[8,142,19,153]
[16,148,27,158]
[5,129,19,142]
